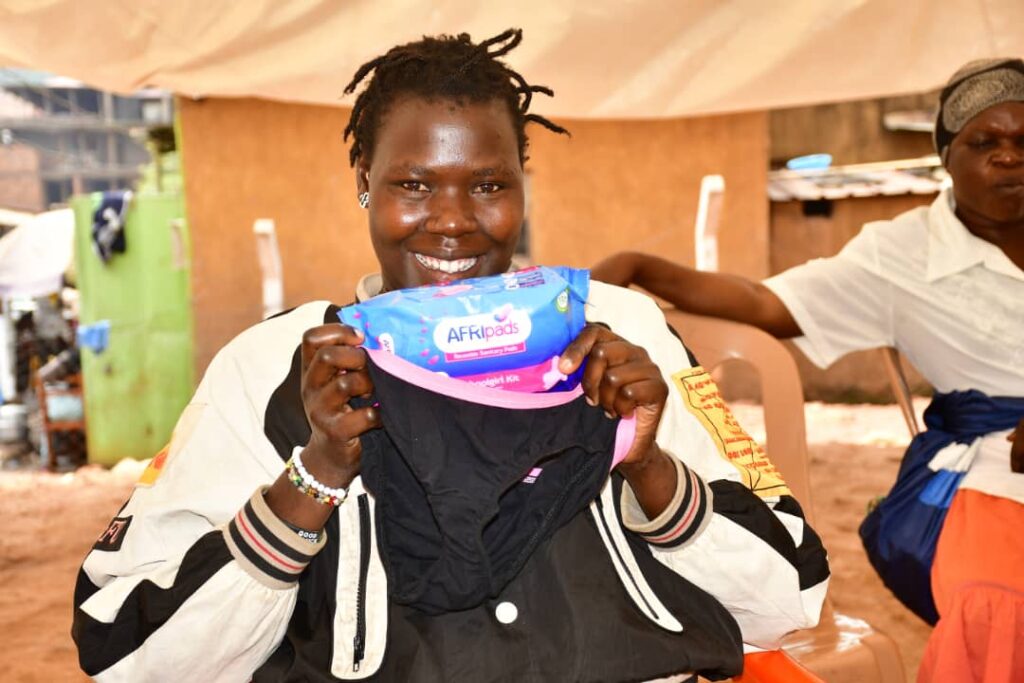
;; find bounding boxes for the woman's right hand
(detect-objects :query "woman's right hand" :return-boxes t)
[264,323,381,531]
[299,323,381,487]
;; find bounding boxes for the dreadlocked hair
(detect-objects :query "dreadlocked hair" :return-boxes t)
[342,28,568,167]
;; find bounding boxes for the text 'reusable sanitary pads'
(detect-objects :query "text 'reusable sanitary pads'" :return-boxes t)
[338,267,590,392]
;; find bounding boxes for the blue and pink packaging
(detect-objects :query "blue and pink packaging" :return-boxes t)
[338,266,589,392]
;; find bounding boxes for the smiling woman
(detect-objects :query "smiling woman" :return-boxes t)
[358,97,526,290]
[341,30,565,292]
[69,29,829,683]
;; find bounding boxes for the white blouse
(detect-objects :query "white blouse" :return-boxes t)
[765,189,1023,397]
[765,189,1024,502]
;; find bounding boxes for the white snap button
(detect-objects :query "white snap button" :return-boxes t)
[495,601,518,624]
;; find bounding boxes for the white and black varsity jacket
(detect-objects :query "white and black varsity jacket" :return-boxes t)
[73,281,829,682]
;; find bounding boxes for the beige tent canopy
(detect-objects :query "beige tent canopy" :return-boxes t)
[1,0,1022,118]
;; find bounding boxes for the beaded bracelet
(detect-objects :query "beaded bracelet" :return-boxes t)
[281,517,324,543]
[286,450,348,506]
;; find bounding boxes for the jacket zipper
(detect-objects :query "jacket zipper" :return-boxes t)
[352,494,370,672]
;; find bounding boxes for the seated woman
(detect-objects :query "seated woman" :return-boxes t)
[594,58,1024,683]
[72,29,827,682]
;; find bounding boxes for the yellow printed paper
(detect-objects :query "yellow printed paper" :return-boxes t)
[672,366,790,498]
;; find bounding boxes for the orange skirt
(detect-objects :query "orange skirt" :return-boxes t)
[918,489,1024,682]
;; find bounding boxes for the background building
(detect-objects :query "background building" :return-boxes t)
[0,68,172,211]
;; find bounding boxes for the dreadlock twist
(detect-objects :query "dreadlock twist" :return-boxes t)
[343,28,568,167]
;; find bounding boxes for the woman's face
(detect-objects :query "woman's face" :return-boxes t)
[947,101,1024,228]
[357,97,525,292]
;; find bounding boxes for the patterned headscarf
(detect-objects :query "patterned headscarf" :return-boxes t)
[934,57,1024,164]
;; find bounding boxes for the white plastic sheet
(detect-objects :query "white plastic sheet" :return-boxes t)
[0,209,74,299]
[0,0,1022,118]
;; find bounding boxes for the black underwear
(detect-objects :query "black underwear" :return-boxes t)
[357,351,633,614]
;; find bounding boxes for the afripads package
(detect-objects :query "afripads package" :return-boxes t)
[338,266,589,392]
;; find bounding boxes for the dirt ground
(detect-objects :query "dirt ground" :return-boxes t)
[0,460,140,683]
[0,401,932,682]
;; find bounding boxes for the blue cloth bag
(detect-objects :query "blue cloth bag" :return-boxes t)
[77,320,111,355]
[859,389,1024,624]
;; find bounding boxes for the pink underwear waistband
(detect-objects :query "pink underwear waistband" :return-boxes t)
[366,348,635,469]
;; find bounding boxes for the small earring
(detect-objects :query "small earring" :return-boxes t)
[358,192,370,209]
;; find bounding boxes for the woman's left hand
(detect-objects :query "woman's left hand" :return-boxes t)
[1010,418,1024,474]
[559,325,676,517]
[558,324,668,466]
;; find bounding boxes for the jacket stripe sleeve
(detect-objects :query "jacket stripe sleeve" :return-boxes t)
[72,304,336,681]
[73,488,330,681]
[223,487,326,589]
[585,282,830,649]
[620,454,713,548]
[72,531,233,676]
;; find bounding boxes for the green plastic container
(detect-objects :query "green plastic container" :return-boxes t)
[72,192,194,466]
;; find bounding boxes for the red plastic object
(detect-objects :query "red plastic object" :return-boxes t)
[734,651,825,683]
